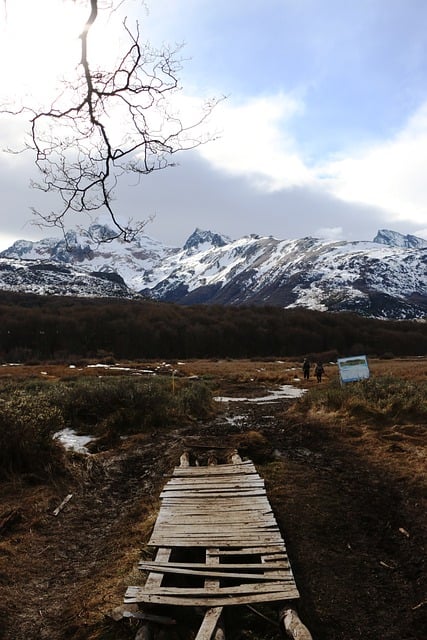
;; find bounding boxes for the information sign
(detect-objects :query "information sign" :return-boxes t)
[337,355,370,384]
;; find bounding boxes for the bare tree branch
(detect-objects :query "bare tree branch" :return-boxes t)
[2,0,222,242]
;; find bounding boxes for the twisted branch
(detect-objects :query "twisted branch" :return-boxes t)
[5,0,221,242]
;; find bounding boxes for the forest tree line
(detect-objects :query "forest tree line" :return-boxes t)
[0,292,426,361]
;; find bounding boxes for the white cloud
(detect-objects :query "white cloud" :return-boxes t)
[314,226,344,240]
[193,92,427,232]
[196,94,313,190]
[322,102,427,226]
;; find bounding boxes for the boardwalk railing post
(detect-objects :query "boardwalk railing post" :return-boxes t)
[279,607,313,640]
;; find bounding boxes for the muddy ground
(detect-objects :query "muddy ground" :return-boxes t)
[0,360,425,639]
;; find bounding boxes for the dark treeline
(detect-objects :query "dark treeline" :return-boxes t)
[0,292,426,361]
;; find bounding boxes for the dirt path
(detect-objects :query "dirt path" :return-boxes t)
[0,387,425,639]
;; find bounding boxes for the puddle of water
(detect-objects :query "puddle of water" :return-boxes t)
[53,428,94,454]
[214,384,306,404]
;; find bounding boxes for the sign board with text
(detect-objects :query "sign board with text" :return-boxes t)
[337,355,370,384]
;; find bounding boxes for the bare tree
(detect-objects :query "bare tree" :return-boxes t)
[3,0,220,242]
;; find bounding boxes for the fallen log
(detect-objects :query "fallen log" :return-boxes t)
[279,608,313,640]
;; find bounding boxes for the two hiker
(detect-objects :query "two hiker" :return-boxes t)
[302,358,325,382]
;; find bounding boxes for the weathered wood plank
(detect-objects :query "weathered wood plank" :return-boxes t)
[125,587,300,606]
[127,581,294,597]
[154,518,278,527]
[209,545,287,555]
[138,564,292,581]
[160,489,266,498]
[148,538,284,545]
[172,460,255,473]
[167,474,264,483]
[139,561,290,571]
[195,607,223,640]
[156,511,275,521]
[144,547,171,589]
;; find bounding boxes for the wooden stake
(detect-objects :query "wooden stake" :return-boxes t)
[230,449,242,464]
[52,494,73,516]
[180,451,190,468]
[279,608,313,640]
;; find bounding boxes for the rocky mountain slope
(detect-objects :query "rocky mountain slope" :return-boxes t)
[1,224,426,319]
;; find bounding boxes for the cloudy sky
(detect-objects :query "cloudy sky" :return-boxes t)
[1,0,427,249]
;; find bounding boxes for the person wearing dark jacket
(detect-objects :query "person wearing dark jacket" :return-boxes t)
[302,358,310,380]
[315,362,325,383]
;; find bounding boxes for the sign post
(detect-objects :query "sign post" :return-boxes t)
[337,355,370,385]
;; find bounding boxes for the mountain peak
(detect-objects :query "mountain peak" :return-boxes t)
[183,228,231,252]
[374,229,427,249]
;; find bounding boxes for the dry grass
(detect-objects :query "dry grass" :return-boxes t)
[1,355,425,383]
[0,356,425,640]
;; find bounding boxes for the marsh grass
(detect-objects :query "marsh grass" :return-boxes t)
[0,390,64,479]
[0,376,213,478]
[295,376,427,423]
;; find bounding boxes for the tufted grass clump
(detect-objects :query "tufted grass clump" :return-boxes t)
[295,376,427,423]
[0,391,64,479]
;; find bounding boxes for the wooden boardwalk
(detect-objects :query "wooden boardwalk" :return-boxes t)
[125,458,299,613]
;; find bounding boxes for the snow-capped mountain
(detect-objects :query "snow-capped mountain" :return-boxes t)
[373,229,427,249]
[0,257,134,298]
[1,225,426,319]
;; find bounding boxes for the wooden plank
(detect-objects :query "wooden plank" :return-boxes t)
[158,504,273,512]
[138,564,292,581]
[165,479,265,488]
[162,484,265,492]
[167,474,263,483]
[125,586,299,606]
[156,511,275,521]
[160,489,266,498]
[160,495,270,502]
[205,548,220,592]
[155,519,275,527]
[209,545,287,555]
[143,547,171,589]
[150,528,281,537]
[196,549,222,640]
[153,519,279,527]
[161,483,264,490]
[172,461,256,474]
[195,607,224,640]
[138,561,290,571]
[159,501,271,510]
[154,521,277,529]
[148,538,283,545]
[147,539,284,548]
[127,581,294,598]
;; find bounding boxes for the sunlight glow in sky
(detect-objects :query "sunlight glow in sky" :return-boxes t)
[0,0,426,249]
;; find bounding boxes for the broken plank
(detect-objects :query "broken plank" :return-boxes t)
[138,561,290,571]
[52,493,73,516]
[209,545,287,555]
[138,564,292,581]
[195,607,224,640]
[144,547,171,589]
